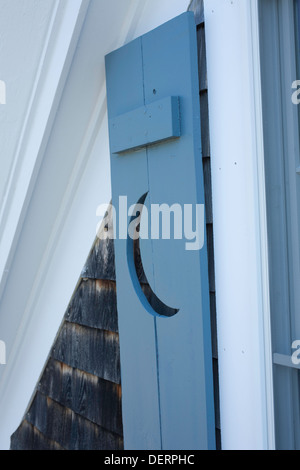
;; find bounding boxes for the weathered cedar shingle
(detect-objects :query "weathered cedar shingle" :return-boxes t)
[82,234,148,285]
[203,157,213,224]
[52,323,121,385]
[206,223,215,293]
[26,393,122,451]
[38,359,122,436]
[213,359,221,430]
[82,237,116,281]
[11,206,124,450]
[11,421,65,451]
[200,91,210,158]
[67,279,119,333]
[197,24,207,90]
[210,293,218,360]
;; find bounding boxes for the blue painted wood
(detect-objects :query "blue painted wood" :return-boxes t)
[296,0,300,55]
[142,12,215,450]
[105,38,161,450]
[109,96,181,154]
[105,12,215,450]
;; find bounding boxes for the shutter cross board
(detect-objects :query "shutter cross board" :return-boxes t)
[109,96,181,154]
[105,12,215,450]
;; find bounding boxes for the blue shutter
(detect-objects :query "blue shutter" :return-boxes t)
[105,12,215,450]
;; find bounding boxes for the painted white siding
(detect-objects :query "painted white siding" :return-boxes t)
[0,0,55,207]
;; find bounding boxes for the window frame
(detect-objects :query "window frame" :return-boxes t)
[259,0,300,450]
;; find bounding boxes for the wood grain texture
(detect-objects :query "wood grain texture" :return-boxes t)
[11,212,124,450]
[26,393,122,451]
[67,279,119,333]
[82,237,116,281]
[38,359,122,436]
[11,421,65,451]
[52,322,121,385]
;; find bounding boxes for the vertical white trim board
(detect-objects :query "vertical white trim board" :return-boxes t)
[204,0,274,450]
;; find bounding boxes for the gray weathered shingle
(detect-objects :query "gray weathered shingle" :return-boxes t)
[11,217,124,450]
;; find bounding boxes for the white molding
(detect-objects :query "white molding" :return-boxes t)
[204,0,274,450]
[0,0,91,299]
[248,0,275,450]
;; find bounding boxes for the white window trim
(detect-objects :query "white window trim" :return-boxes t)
[204,0,275,450]
[259,0,300,449]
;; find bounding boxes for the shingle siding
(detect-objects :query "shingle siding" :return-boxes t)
[11,227,124,450]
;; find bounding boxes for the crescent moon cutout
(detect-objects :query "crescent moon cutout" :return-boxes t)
[127,193,179,318]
